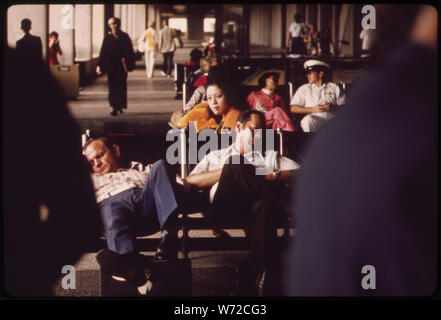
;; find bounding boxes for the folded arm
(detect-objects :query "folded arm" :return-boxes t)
[185,169,222,189]
[290,104,330,114]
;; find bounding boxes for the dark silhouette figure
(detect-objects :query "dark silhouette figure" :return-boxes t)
[285,5,438,296]
[97,17,135,116]
[4,47,101,296]
[15,18,42,60]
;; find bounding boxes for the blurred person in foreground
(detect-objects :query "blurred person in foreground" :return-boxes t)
[285,5,438,296]
[4,47,101,296]
[15,18,42,60]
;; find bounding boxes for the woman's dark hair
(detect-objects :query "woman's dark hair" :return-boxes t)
[190,48,203,64]
[206,79,234,107]
[49,31,59,39]
[258,72,280,89]
[371,5,423,64]
[294,14,302,23]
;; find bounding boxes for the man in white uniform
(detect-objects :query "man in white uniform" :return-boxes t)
[290,59,345,132]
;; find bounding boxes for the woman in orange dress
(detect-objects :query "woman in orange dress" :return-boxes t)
[178,80,241,133]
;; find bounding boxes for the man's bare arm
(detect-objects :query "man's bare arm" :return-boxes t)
[290,104,330,114]
[185,169,223,188]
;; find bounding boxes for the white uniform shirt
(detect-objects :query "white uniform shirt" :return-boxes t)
[190,144,300,202]
[290,82,345,108]
[288,22,306,38]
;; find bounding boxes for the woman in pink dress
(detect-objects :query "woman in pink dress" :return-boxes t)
[246,72,295,131]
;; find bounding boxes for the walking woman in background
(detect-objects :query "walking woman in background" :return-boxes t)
[139,21,158,78]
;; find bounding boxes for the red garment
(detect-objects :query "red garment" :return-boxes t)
[265,107,296,132]
[193,74,207,87]
[48,43,62,65]
[247,89,295,132]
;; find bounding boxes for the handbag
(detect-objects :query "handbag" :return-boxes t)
[137,39,145,53]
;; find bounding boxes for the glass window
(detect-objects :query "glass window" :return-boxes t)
[168,17,187,34]
[203,17,216,33]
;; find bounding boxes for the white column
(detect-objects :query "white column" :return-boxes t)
[92,4,104,58]
[305,4,310,25]
[135,4,146,40]
[7,4,47,59]
[338,4,354,57]
[114,4,121,19]
[271,4,282,48]
[121,4,128,33]
[48,4,74,65]
[74,4,92,61]
[147,4,156,25]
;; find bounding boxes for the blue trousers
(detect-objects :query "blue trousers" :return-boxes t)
[98,160,178,255]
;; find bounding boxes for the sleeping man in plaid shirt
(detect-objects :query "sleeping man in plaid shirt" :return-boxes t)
[83,137,180,289]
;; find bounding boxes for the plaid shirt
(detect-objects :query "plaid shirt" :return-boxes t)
[91,161,151,203]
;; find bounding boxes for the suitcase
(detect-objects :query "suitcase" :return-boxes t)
[50,64,80,99]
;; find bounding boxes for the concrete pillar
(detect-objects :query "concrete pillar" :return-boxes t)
[147,4,156,25]
[332,4,339,56]
[92,4,105,58]
[155,9,162,31]
[317,4,322,32]
[114,4,121,19]
[48,4,74,65]
[305,4,310,25]
[120,4,128,32]
[74,5,92,61]
[7,4,47,59]
[135,5,146,40]
[187,12,204,40]
[116,4,145,44]
[271,4,282,48]
[338,4,354,57]
[249,5,271,46]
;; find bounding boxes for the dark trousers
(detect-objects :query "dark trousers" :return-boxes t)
[291,37,306,55]
[162,52,174,76]
[107,66,127,111]
[98,160,179,255]
[211,156,282,273]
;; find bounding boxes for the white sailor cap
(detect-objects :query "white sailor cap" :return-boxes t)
[304,59,331,71]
